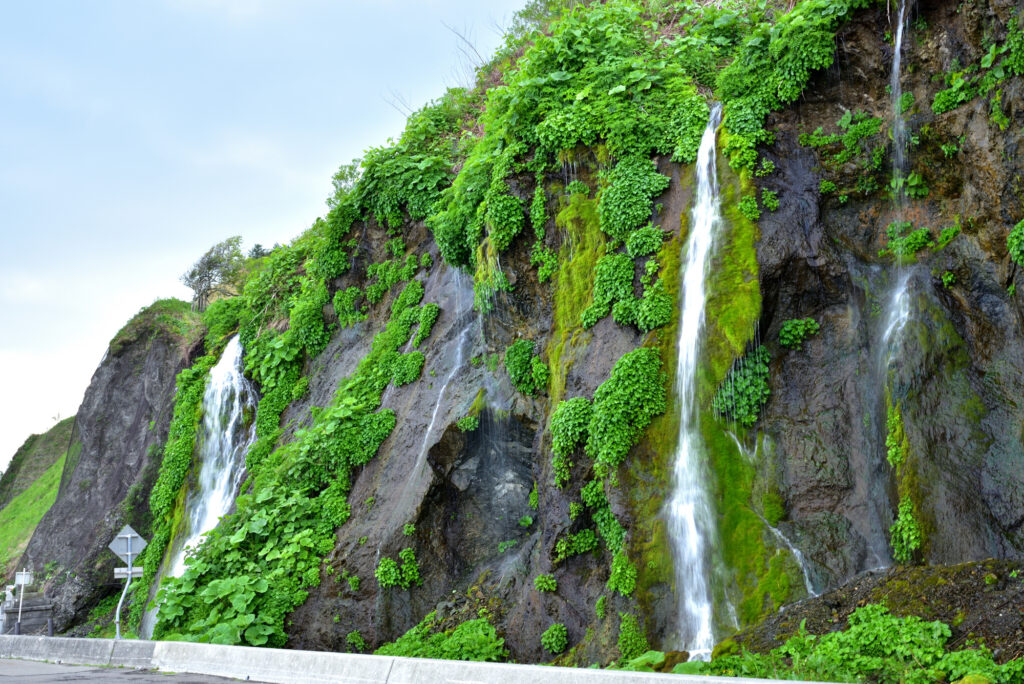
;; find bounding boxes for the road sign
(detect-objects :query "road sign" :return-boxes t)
[108,525,149,640]
[108,525,147,564]
[14,571,32,586]
[114,567,144,579]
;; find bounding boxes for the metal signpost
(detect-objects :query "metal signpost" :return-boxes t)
[14,569,32,635]
[108,525,147,640]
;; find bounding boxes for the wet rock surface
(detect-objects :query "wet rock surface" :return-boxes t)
[755,0,1024,592]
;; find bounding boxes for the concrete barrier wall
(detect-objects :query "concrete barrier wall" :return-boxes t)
[0,635,827,684]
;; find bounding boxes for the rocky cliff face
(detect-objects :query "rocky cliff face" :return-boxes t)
[21,303,197,631]
[757,0,1024,584]
[14,0,1024,665]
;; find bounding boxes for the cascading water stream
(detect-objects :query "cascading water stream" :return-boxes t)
[139,335,256,638]
[884,0,913,356]
[666,103,724,659]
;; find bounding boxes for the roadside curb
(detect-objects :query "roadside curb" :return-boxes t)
[0,635,826,684]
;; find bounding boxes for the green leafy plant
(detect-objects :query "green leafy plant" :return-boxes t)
[778,318,820,350]
[617,613,649,662]
[346,630,366,652]
[606,550,637,597]
[595,595,607,620]
[534,574,557,592]
[942,271,956,288]
[819,179,838,194]
[518,515,533,528]
[760,189,779,212]
[457,415,480,432]
[504,339,549,395]
[375,610,508,662]
[403,523,416,536]
[682,603,1024,682]
[541,623,568,655]
[890,497,922,564]
[885,403,908,469]
[712,346,771,427]
[880,221,934,260]
[738,195,760,222]
[1008,219,1024,267]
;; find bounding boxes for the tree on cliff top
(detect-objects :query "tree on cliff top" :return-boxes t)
[181,236,244,312]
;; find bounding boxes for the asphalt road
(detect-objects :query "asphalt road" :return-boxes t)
[0,659,270,682]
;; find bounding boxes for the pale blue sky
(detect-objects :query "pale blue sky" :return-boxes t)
[0,0,525,468]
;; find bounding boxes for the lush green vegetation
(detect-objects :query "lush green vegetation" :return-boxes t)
[375,610,508,662]
[712,346,771,426]
[890,497,922,564]
[675,603,1024,682]
[778,318,820,350]
[534,574,557,592]
[1009,218,1024,267]
[541,623,569,654]
[117,0,976,664]
[932,13,1023,116]
[505,339,550,395]
[147,263,435,643]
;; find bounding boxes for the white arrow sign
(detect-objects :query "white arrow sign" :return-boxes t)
[114,567,144,579]
[108,525,147,564]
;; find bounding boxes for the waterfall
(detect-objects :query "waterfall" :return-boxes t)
[666,104,724,660]
[140,335,256,638]
[890,0,909,191]
[885,0,913,352]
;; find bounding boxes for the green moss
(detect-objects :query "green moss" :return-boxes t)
[701,161,762,404]
[629,211,685,615]
[547,194,605,407]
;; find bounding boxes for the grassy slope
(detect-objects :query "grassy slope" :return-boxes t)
[0,451,66,575]
[0,416,75,509]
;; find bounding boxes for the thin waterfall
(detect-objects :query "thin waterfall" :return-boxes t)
[140,335,256,638]
[666,104,724,660]
[884,0,913,359]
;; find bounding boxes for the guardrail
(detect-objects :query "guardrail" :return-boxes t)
[0,635,826,684]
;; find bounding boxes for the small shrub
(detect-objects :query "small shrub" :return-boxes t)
[761,189,779,212]
[625,225,664,258]
[534,574,557,592]
[541,623,568,655]
[518,515,533,528]
[819,179,838,194]
[942,271,955,288]
[606,551,637,597]
[457,415,479,432]
[565,180,590,196]
[778,318,820,350]
[890,496,922,564]
[346,630,366,652]
[617,613,649,661]
[1008,219,1024,267]
[738,195,760,222]
[712,346,771,426]
[403,523,415,536]
[505,339,548,395]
